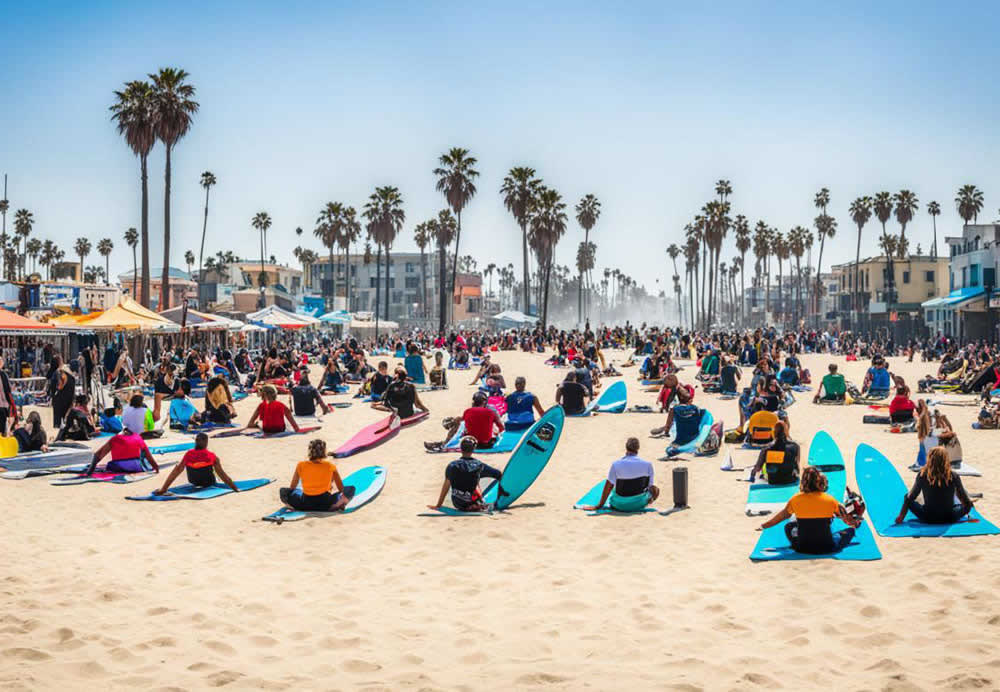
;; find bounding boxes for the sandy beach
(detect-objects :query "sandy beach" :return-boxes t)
[2,348,998,691]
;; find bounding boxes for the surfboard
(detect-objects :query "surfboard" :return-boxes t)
[665,410,714,456]
[400,410,430,426]
[855,444,999,538]
[442,424,527,454]
[51,461,177,485]
[480,406,564,510]
[572,479,656,515]
[333,416,401,458]
[262,466,386,522]
[127,478,273,500]
[581,380,627,416]
[744,430,844,516]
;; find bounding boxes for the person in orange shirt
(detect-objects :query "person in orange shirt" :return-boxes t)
[246,385,300,434]
[280,439,351,511]
[758,466,861,555]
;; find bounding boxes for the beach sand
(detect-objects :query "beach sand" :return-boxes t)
[2,350,999,691]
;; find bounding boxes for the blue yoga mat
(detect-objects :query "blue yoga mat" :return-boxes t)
[855,443,999,538]
[573,479,656,515]
[443,425,526,454]
[149,441,196,455]
[126,478,273,501]
[750,519,882,561]
[666,410,714,455]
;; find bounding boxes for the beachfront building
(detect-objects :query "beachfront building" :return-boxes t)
[197,261,304,312]
[453,273,484,324]
[118,267,198,310]
[922,224,1000,341]
[830,254,948,336]
[308,252,440,324]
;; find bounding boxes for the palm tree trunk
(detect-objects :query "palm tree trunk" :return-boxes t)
[375,245,382,337]
[419,248,427,319]
[521,221,530,313]
[384,246,391,322]
[699,245,706,328]
[438,245,447,332]
[160,144,172,310]
[259,227,265,308]
[854,225,863,323]
[140,154,151,308]
[105,255,110,285]
[932,217,938,258]
[197,185,210,309]
[740,253,746,325]
[132,247,138,299]
[327,246,335,310]
[449,210,462,325]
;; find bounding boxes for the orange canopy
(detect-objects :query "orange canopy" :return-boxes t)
[0,310,54,330]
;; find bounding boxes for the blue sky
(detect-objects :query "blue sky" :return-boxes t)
[3,1,999,291]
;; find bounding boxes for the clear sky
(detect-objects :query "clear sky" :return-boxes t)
[3,1,999,292]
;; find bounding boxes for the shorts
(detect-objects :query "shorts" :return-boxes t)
[186,465,216,487]
[608,492,650,512]
[106,457,148,474]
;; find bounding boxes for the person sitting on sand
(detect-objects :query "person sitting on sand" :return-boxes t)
[777,357,800,387]
[13,411,49,453]
[122,393,162,439]
[651,387,701,442]
[55,394,98,441]
[428,351,447,388]
[290,370,331,418]
[862,357,892,397]
[320,357,346,393]
[403,343,428,385]
[169,379,203,429]
[747,420,799,484]
[719,356,741,395]
[246,385,300,435]
[555,371,590,415]
[153,432,239,495]
[83,424,161,476]
[204,375,237,424]
[758,466,861,555]
[279,439,352,512]
[425,391,503,451]
[427,436,503,512]
[374,367,429,420]
[469,354,493,384]
[897,446,974,525]
[888,384,916,423]
[505,376,546,429]
[368,361,393,400]
[812,363,846,403]
[581,437,659,511]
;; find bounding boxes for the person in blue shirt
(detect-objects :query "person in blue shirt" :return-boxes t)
[778,358,800,387]
[655,388,702,444]
[504,377,546,429]
[169,378,202,429]
[403,343,428,385]
[863,358,892,397]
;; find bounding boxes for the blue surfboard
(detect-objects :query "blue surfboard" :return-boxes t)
[481,406,564,510]
[666,410,714,456]
[127,478,273,501]
[855,444,999,538]
[442,423,527,454]
[572,479,656,515]
[581,380,627,415]
[745,430,844,515]
[262,466,387,522]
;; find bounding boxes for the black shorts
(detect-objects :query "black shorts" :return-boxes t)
[186,465,216,487]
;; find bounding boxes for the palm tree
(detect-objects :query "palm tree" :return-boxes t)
[110,80,156,307]
[955,184,984,226]
[575,194,601,323]
[848,196,873,316]
[251,212,272,305]
[528,186,568,328]
[315,202,344,310]
[434,148,479,322]
[752,221,770,317]
[183,249,194,277]
[684,226,700,327]
[484,262,497,298]
[705,200,730,326]
[74,238,92,282]
[197,171,216,305]
[667,243,682,324]
[340,207,361,311]
[715,179,732,202]
[431,210,457,331]
[363,186,405,334]
[733,215,750,323]
[97,239,114,285]
[39,240,56,280]
[773,230,788,324]
[893,190,919,259]
[12,209,33,280]
[299,249,318,289]
[872,191,897,314]
[25,238,41,276]
[812,213,836,321]
[124,227,139,297]
[414,221,433,318]
[0,197,7,278]
[149,68,199,310]
[787,226,808,323]
[927,200,941,258]
[500,168,542,312]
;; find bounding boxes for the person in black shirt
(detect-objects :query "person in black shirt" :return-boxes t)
[289,371,330,417]
[719,356,741,395]
[896,447,974,524]
[748,421,800,484]
[555,371,590,415]
[427,436,503,512]
[375,367,428,420]
[368,361,392,399]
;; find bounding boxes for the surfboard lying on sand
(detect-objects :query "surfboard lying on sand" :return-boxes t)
[262,466,386,522]
[744,431,843,516]
[332,416,401,458]
[127,478,273,501]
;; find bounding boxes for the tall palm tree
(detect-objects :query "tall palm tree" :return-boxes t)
[150,68,199,310]
[25,238,41,275]
[340,207,361,311]
[955,184,984,225]
[251,212,272,306]
[715,179,732,202]
[705,200,730,326]
[183,249,194,277]
[414,221,433,318]
[773,230,788,324]
[733,215,750,323]
[39,240,56,280]
[110,80,156,307]
[315,202,344,310]
[98,239,114,285]
[787,226,809,323]
[434,147,479,321]
[12,209,33,280]
[124,227,139,297]
[667,243,681,324]
[849,196,873,316]
[363,186,405,334]
[74,238,92,282]
[893,190,919,259]
[574,194,601,323]
[431,210,457,332]
[0,197,7,278]
[500,167,541,313]
[927,200,941,258]
[528,186,568,328]
[197,171,216,306]
[684,226,700,328]
[484,262,497,298]
[812,213,836,320]
[752,221,770,317]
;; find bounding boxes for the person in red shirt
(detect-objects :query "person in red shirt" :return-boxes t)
[888,385,916,423]
[246,385,300,434]
[153,432,239,494]
[424,391,505,451]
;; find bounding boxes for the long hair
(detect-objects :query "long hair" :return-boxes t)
[922,446,952,487]
[773,420,788,445]
[799,466,828,493]
[916,407,931,439]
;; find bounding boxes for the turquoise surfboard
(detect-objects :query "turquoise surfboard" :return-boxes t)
[745,430,844,515]
[583,380,627,415]
[262,466,387,522]
[482,406,564,510]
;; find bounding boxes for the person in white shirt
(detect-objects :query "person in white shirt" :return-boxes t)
[581,437,659,511]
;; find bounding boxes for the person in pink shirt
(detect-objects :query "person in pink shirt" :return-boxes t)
[83,425,160,476]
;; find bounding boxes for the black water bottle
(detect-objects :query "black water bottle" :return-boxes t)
[672,467,688,508]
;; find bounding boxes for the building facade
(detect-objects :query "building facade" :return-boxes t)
[922,224,1000,341]
[119,267,198,310]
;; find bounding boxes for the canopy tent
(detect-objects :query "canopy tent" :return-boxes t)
[921,287,986,309]
[491,309,537,330]
[76,296,179,332]
[158,305,243,330]
[0,309,64,336]
[319,310,352,324]
[247,305,320,329]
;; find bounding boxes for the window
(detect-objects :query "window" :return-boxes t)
[928,290,935,298]
[467,298,482,313]
[405,277,420,289]
[321,279,334,295]
[971,264,980,287]
[902,271,910,284]
[369,277,378,288]
[392,291,404,303]
[925,270,934,282]
[962,267,967,288]
[950,272,954,291]
[986,267,996,289]
[405,263,414,273]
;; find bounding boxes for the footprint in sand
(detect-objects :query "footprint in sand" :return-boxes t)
[248,635,278,648]
[2,647,51,661]
[860,605,883,618]
[203,640,236,655]
[341,659,382,673]
[514,672,570,685]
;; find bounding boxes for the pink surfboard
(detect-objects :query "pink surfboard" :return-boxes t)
[333,415,401,458]
[400,411,430,426]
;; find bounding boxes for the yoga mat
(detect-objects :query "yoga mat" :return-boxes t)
[666,410,714,456]
[750,519,882,561]
[442,424,526,454]
[51,461,176,486]
[127,478,273,501]
[855,443,999,538]
[246,426,320,439]
[262,466,386,522]
[572,479,656,515]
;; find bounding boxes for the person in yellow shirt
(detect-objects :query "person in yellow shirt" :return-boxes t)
[758,466,861,554]
[279,439,351,512]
